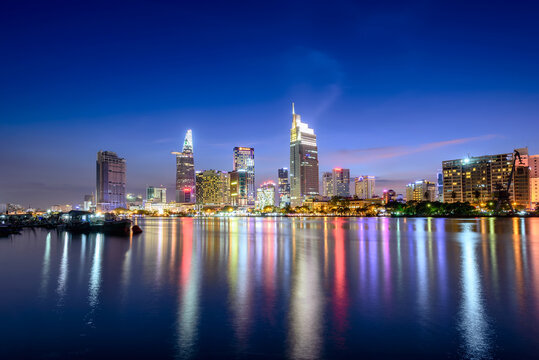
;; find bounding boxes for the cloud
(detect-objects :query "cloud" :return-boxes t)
[325,134,499,164]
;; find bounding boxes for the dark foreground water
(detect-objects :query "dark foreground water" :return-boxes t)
[1,217,539,359]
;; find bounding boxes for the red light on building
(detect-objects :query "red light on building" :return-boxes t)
[334,167,342,171]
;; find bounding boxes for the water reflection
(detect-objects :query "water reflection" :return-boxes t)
[289,222,323,359]
[177,218,201,359]
[56,232,69,306]
[458,229,492,359]
[39,232,51,298]
[5,217,539,358]
[89,234,104,309]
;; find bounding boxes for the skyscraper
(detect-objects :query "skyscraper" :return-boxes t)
[96,151,126,211]
[332,168,350,197]
[229,170,249,206]
[277,168,291,207]
[289,103,319,207]
[354,175,375,199]
[323,169,350,198]
[172,130,195,203]
[233,147,255,206]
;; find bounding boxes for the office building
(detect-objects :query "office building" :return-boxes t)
[172,130,196,203]
[146,186,167,203]
[324,168,350,197]
[233,147,255,206]
[96,151,126,211]
[278,168,291,207]
[354,175,375,199]
[406,180,437,202]
[382,189,396,204]
[126,193,143,207]
[195,170,230,207]
[334,168,350,197]
[436,171,443,202]
[229,170,249,207]
[256,181,276,209]
[442,148,530,208]
[83,194,94,211]
[322,172,333,197]
[530,155,539,210]
[289,103,319,206]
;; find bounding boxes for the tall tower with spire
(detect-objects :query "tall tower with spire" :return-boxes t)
[172,130,195,203]
[289,103,319,207]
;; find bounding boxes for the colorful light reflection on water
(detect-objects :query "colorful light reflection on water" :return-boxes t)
[1,217,538,358]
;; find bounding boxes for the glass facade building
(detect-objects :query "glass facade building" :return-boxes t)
[277,168,290,207]
[233,147,255,206]
[172,130,195,203]
[289,103,319,207]
[96,151,126,211]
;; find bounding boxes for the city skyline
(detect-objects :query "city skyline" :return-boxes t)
[2,1,539,208]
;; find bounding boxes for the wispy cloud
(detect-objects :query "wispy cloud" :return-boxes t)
[152,137,176,144]
[325,134,499,164]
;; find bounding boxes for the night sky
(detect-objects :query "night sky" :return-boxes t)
[1,0,539,208]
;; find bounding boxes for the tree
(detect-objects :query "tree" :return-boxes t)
[473,189,481,202]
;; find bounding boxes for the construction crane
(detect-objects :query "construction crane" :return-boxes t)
[495,149,523,213]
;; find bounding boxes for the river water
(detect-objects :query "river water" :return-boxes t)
[1,217,538,359]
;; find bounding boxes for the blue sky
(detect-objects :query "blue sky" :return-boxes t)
[1,0,539,207]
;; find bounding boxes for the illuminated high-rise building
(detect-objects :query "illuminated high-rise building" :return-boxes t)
[195,170,230,207]
[323,169,350,198]
[256,181,276,209]
[530,155,539,210]
[278,168,291,207]
[96,151,126,211]
[332,168,350,197]
[436,170,444,201]
[229,170,248,206]
[233,147,255,206]
[172,130,195,203]
[289,103,319,206]
[354,175,375,199]
[442,148,530,208]
[322,172,333,197]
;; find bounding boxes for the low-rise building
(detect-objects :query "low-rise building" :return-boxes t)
[256,181,276,209]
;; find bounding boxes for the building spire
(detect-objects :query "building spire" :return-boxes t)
[182,129,193,153]
[292,102,295,115]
